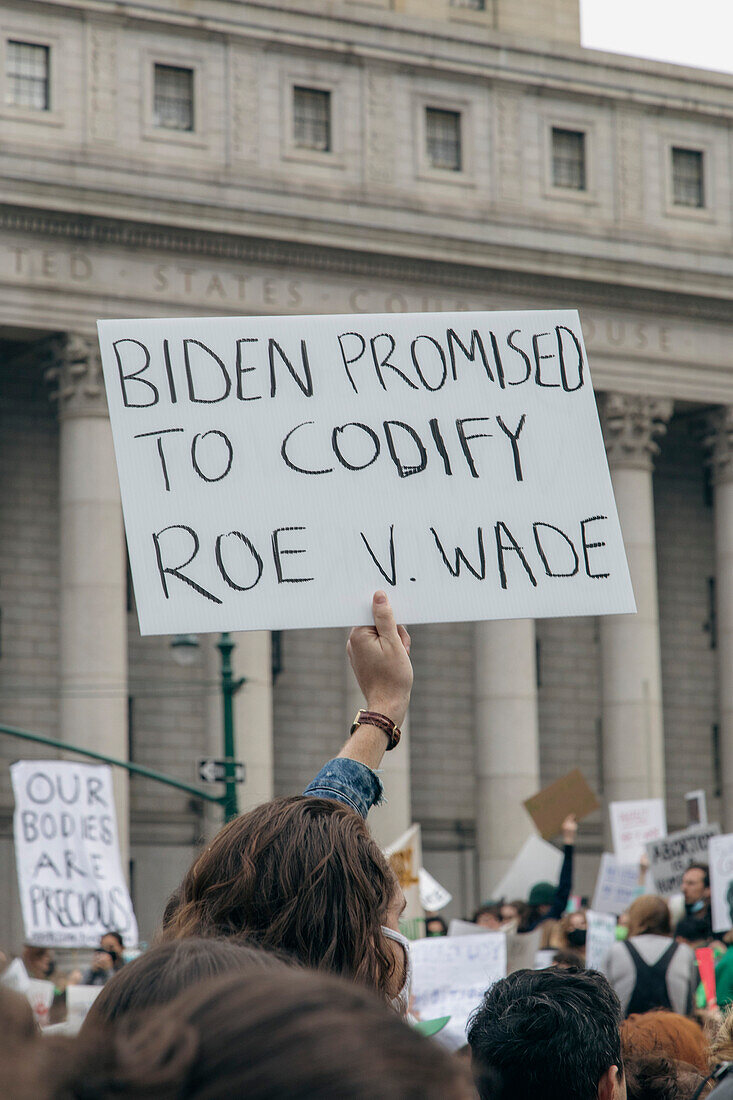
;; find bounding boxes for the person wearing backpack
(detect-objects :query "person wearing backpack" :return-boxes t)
[602,896,697,1017]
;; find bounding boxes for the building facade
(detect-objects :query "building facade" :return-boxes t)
[1,0,732,942]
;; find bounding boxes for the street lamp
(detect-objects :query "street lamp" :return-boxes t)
[171,631,244,822]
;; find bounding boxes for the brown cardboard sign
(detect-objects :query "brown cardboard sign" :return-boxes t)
[523,769,599,839]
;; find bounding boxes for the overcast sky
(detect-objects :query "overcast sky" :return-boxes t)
[580,0,733,75]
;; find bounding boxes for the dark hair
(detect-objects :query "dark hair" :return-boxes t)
[101,931,124,950]
[675,916,711,944]
[425,916,448,935]
[84,938,288,1030]
[552,949,585,968]
[467,967,623,1100]
[685,863,711,890]
[472,904,502,924]
[161,797,398,998]
[72,971,474,1099]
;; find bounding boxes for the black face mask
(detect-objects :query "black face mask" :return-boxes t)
[567,929,587,948]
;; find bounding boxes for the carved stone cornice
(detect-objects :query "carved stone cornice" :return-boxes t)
[2,203,733,323]
[704,407,733,486]
[45,333,107,419]
[600,393,673,471]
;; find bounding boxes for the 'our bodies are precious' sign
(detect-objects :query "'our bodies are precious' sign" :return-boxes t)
[97,309,635,634]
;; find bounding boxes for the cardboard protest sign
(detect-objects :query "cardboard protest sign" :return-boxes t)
[419,868,452,913]
[585,910,617,971]
[491,835,563,902]
[506,928,542,973]
[610,799,666,864]
[523,769,599,840]
[385,824,423,925]
[708,834,733,933]
[97,309,635,635]
[591,854,640,916]
[410,932,506,1051]
[645,823,720,897]
[11,761,138,948]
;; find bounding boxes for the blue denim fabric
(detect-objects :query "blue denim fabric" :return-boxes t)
[304,758,384,818]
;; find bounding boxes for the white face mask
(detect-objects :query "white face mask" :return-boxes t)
[381,926,412,1016]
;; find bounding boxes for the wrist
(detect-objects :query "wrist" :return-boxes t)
[365,696,409,729]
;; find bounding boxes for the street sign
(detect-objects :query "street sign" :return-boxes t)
[197,759,246,784]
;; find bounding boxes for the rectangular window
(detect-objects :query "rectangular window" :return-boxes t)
[293,87,331,152]
[552,127,586,190]
[672,147,704,208]
[6,40,49,110]
[153,64,194,131]
[426,108,461,172]
[450,0,486,8]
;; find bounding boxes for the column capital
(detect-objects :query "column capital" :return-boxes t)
[600,393,673,471]
[44,333,108,419]
[704,406,733,486]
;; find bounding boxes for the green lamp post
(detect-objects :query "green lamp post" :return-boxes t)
[171,631,244,822]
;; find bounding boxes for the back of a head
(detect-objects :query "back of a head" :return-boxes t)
[627,896,672,938]
[161,796,397,996]
[621,1012,708,1074]
[467,966,623,1100]
[75,969,474,1099]
[83,937,287,1031]
[624,1054,710,1100]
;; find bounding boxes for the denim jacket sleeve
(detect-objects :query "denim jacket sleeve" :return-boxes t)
[303,758,384,818]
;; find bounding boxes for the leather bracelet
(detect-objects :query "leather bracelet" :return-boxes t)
[350,709,402,751]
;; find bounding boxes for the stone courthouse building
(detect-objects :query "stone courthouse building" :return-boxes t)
[1,0,733,941]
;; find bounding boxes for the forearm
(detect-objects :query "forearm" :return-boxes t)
[337,722,392,772]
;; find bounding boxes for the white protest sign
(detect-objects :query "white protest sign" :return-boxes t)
[448,918,487,937]
[26,978,55,1027]
[492,834,563,902]
[610,799,667,864]
[419,868,452,913]
[585,910,617,972]
[708,833,733,933]
[591,853,640,916]
[410,932,507,1051]
[97,309,635,635]
[0,958,30,995]
[646,823,720,897]
[11,761,138,948]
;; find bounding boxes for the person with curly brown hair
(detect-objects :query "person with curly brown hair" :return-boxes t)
[159,590,415,1011]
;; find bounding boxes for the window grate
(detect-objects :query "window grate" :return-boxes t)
[426,108,461,172]
[552,127,586,190]
[6,41,49,110]
[450,0,486,8]
[672,147,704,208]
[153,64,194,131]
[293,87,331,152]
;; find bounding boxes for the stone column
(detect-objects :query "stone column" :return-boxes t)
[599,394,672,811]
[705,409,733,830]
[47,335,129,867]
[345,634,411,848]
[475,620,540,900]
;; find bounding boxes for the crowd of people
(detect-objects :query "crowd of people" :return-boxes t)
[2,591,733,1097]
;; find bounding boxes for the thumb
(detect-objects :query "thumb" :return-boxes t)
[372,590,399,641]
